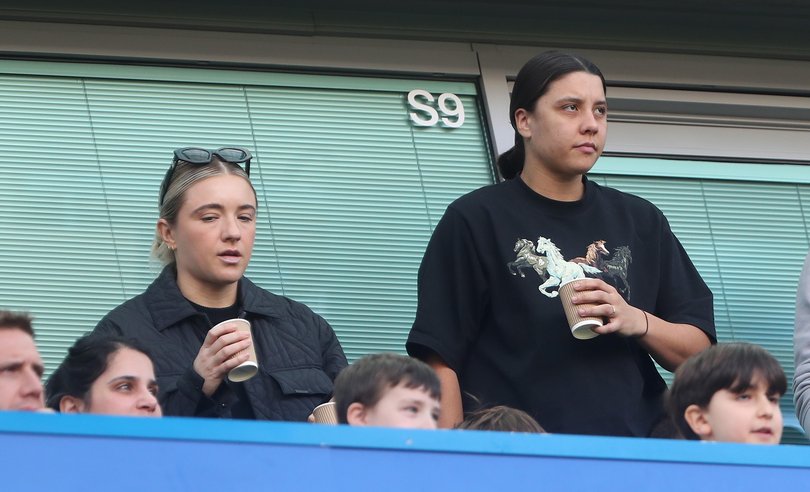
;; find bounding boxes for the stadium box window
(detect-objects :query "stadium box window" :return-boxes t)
[0,61,494,371]
[591,156,810,443]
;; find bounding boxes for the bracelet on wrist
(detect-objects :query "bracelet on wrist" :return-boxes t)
[637,310,650,338]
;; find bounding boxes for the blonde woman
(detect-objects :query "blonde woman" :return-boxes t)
[94,148,347,420]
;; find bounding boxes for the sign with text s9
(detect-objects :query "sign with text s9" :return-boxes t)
[407,89,465,128]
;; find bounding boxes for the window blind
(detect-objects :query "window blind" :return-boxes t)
[0,62,494,373]
[592,158,810,443]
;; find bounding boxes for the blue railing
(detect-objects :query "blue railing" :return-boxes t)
[2,412,810,491]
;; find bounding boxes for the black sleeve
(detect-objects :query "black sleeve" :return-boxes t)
[406,206,488,372]
[318,314,348,382]
[655,215,716,342]
[93,316,123,337]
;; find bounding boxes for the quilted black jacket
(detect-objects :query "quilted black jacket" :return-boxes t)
[93,267,347,421]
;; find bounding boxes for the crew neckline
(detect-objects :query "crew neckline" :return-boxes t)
[512,175,594,213]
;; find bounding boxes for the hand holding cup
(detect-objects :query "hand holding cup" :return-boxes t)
[562,278,647,338]
[311,401,339,425]
[559,278,603,339]
[222,319,258,382]
[193,319,255,397]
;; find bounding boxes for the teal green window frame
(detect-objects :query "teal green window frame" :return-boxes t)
[0,60,495,374]
[592,155,810,443]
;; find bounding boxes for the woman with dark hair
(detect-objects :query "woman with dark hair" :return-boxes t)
[46,335,161,417]
[407,52,715,437]
[93,147,347,420]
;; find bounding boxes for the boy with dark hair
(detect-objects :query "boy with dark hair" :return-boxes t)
[668,342,785,444]
[334,353,441,429]
[456,405,545,433]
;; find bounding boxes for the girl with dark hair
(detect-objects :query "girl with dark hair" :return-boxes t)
[93,148,347,421]
[46,335,161,417]
[407,52,715,437]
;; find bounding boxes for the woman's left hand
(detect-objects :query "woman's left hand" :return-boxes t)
[569,278,647,337]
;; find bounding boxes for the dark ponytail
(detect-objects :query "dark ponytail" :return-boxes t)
[497,51,606,180]
[496,136,526,180]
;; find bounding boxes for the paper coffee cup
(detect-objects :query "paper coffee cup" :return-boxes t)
[311,401,339,425]
[215,318,259,382]
[558,279,603,340]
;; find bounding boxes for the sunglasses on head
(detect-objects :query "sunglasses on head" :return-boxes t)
[159,147,253,206]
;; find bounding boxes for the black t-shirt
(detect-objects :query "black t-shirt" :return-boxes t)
[407,176,715,437]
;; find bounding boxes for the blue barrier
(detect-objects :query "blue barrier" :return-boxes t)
[2,412,809,491]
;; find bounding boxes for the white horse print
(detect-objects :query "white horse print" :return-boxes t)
[534,236,602,298]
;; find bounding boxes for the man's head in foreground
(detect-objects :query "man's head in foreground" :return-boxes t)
[0,311,45,411]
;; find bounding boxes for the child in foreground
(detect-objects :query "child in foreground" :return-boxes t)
[668,342,785,444]
[333,353,440,429]
[456,405,545,433]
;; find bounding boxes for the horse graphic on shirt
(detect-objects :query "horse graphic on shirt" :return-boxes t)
[597,245,632,300]
[507,238,549,280]
[571,239,609,267]
[534,236,602,298]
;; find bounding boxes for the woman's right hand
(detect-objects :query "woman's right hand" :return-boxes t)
[193,322,252,397]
